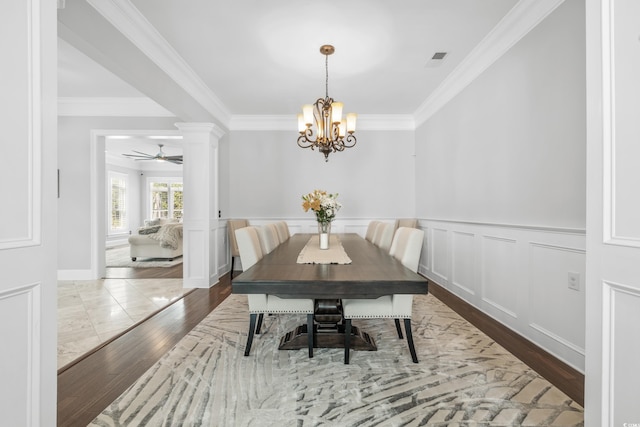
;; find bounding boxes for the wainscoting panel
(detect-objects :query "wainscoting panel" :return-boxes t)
[0,282,40,426]
[431,228,449,282]
[0,0,40,250]
[184,227,206,286]
[529,243,586,359]
[451,231,476,296]
[217,224,229,278]
[420,225,430,273]
[481,235,518,320]
[419,219,586,371]
[211,224,222,283]
[604,281,640,425]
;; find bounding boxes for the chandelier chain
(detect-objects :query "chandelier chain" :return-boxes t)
[325,54,329,99]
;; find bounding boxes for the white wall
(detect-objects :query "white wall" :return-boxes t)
[57,116,177,271]
[415,0,586,230]
[228,130,416,220]
[414,0,586,371]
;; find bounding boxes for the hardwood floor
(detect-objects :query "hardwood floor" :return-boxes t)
[57,274,584,426]
[103,263,183,279]
[57,273,232,427]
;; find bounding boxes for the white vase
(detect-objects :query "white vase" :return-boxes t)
[317,221,331,250]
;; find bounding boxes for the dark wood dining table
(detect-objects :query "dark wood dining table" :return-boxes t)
[232,233,429,351]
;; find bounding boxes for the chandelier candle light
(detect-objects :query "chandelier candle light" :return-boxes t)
[297,45,357,162]
[302,189,342,250]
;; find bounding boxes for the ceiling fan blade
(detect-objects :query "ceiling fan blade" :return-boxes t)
[122,144,182,164]
[122,154,153,159]
[131,150,154,156]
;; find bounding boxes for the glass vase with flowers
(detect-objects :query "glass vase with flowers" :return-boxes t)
[301,189,341,249]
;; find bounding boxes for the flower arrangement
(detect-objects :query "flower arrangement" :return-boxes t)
[301,189,342,223]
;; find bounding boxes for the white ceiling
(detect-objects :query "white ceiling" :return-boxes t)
[57,0,519,119]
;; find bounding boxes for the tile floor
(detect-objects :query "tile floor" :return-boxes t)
[57,278,193,369]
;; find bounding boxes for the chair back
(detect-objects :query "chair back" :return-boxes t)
[365,221,380,242]
[228,219,249,257]
[235,226,263,270]
[376,222,395,252]
[395,218,417,229]
[257,224,280,255]
[389,227,424,273]
[372,222,389,247]
[274,221,290,243]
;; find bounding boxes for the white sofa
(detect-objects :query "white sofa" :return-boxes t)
[128,218,183,261]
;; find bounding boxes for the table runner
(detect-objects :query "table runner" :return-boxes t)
[296,235,352,264]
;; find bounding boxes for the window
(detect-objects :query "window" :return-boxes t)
[149,179,183,220]
[109,172,128,233]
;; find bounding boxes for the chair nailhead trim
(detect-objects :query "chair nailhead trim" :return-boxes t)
[344,315,411,319]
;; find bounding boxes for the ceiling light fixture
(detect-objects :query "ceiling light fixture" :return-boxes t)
[297,45,357,162]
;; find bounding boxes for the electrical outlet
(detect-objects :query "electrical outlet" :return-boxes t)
[568,272,580,291]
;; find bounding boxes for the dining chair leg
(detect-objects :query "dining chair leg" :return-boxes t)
[307,314,314,358]
[394,319,404,339]
[230,257,235,280]
[403,318,418,363]
[256,313,264,334]
[344,319,352,364]
[244,313,257,356]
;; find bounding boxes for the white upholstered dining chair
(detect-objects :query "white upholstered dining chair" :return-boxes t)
[374,222,395,252]
[235,226,315,357]
[257,224,280,255]
[365,220,380,242]
[370,222,386,245]
[274,221,290,243]
[395,218,418,230]
[342,227,425,364]
[227,219,249,279]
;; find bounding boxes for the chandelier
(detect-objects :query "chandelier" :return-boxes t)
[297,45,357,162]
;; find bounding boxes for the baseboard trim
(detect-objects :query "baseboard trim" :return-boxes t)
[57,269,95,281]
[427,279,584,406]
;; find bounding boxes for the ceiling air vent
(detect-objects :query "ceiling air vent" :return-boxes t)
[425,51,449,68]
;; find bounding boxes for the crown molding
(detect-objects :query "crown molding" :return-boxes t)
[86,0,232,125]
[229,114,415,131]
[58,99,414,131]
[413,0,566,127]
[58,97,175,117]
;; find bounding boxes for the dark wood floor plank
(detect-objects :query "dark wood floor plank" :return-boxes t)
[57,274,231,427]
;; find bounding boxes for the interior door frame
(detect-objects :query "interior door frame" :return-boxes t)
[90,129,183,279]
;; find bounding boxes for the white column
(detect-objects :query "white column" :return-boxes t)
[176,123,225,288]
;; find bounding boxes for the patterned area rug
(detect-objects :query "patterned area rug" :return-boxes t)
[91,294,584,426]
[106,245,182,268]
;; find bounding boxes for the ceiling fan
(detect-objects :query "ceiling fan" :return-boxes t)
[122,144,183,164]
